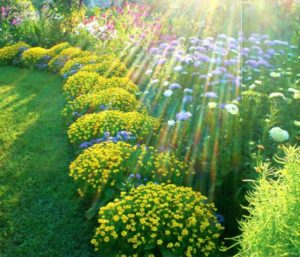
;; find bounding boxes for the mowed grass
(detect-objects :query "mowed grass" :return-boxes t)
[0,66,95,257]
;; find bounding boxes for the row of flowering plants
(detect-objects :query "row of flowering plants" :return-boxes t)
[0,41,225,256]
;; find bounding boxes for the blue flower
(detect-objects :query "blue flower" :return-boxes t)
[176,111,192,121]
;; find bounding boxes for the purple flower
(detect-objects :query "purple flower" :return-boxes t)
[197,54,210,62]
[183,95,193,103]
[79,142,92,149]
[135,173,142,180]
[169,83,182,90]
[149,47,160,55]
[245,59,258,68]
[157,58,166,65]
[104,132,110,139]
[176,111,192,121]
[204,92,218,98]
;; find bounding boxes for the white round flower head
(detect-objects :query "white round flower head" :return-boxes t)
[163,89,173,97]
[269,92,286,99]
[294,121,300,127]
[269,127,289,142]
[294,92,300,100]
[150,79,159,85]
[163,81,170,87]
[174,66,184,72]
[145,69,152,75]
[287,88,299,93]
[167,120,176,126]
[225,104,239,115]
[270,72,281,78]
[184,88,193,94]
[208,102,217,109]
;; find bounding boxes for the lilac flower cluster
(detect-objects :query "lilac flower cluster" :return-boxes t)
[145,33,296,123]
[79,131,136,149]
[36,55,51,70]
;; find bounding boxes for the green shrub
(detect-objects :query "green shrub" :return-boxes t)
[92,183,223,257]
[48,47,89,72]
[47,42,71,58]
[21,47,49,67]
[63,72,139,100]
[70,141,189,197]
[0,42,30,65]
[80,59,128,78]
[67,110,160,144]
[235,146,300,257]
[63,88,139,119]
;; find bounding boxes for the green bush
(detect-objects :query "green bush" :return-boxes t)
[63,88,139,119]
[235,146,300,257]
[70,141,189,197]
[67,110,160,144]
[0,42,30,65]
[92,183,223,257]
[21,47,49,67]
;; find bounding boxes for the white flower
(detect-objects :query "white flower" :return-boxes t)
[269,127,289,142]
[269,92,286,99]
[208,102,217,109]
[167,120,176,126]
[174,66,184,72]
[270,72,281,78]
[294,92,300,100]
[255,80,262,85]
[294,121,300,127]
[287,88,299,93]
[249,84,256,90]
[184,88,193,94]
[163,81,169,87]
[164,89,173,97]
[150,79,159,85]
[225,104,239,115]
[145,69,152,75]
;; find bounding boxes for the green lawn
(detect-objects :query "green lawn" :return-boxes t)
[0,66,95,257]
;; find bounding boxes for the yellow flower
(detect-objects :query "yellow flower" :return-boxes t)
[157,239,163,245]
[182,228,189,236]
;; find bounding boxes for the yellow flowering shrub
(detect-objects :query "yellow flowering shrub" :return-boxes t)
[63,72,139,100]
[0,42,30,65]
[47,42,70,57]
[59,54,117,77]
[63,71,104,100]
[92,183,223,256]
[93,77,139,94]
[48,47,89,72]
[21,47,49,67]
[67,110,160,144]
[69,142,189,196]
[63,88,139,119]
[80,59,127,78]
